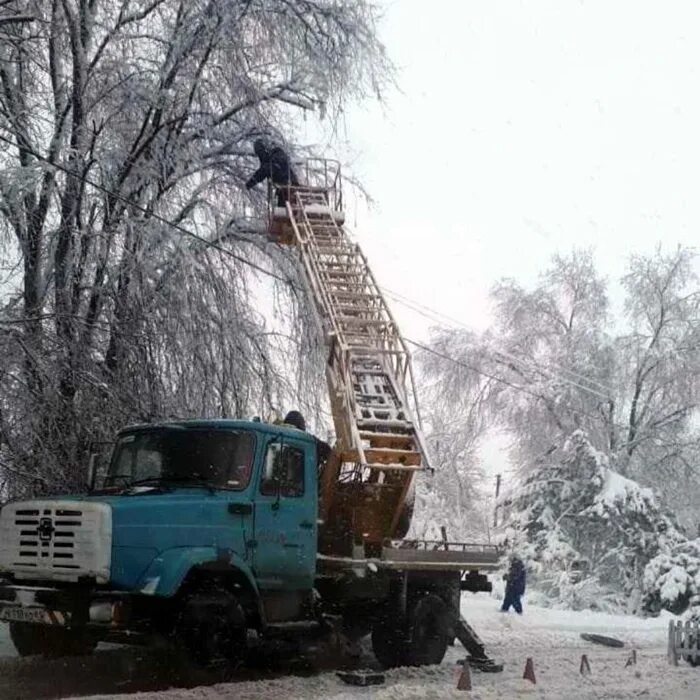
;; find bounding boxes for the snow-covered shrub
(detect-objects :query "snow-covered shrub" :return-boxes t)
[643,540,700,614]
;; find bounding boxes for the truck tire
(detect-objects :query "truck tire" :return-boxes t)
[371,618,408,668]
[9,622,97,657]
[372,594,450,668]
[176,586,247,667]
[404,594,450,667]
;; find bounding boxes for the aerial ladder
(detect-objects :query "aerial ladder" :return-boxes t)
[267,160,430,557]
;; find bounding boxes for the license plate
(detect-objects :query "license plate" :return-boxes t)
[0,606,67,625]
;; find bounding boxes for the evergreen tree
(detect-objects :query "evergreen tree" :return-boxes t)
[501,430,685,611]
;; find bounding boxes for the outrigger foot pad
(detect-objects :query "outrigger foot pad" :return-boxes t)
[463,656,504,673]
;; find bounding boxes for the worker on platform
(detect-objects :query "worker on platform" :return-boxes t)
[282,410,306,431]
[246,137,300,206]
[500,554,526,614]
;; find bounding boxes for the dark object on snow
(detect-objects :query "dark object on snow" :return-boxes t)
[283,410,306,431]
[501,555,526,613]
[579,653,592,676]
[246,138,299,205]
[580,632,625,648]
[523,657,536,684]
[336,670,385,686]
[458,656,505,673]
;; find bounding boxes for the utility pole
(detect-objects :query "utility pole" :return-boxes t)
[493,473,502,527]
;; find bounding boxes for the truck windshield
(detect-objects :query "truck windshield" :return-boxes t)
[105,429,255,490]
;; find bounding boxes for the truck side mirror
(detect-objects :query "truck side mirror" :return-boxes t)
[87,453,98,492]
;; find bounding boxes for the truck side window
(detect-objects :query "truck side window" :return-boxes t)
[261,444,305,498]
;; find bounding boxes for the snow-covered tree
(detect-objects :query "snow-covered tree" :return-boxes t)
[424,247,700,526]
[408,362,489,542]
[0,0,389,496]
[427,250,615,470]
[615,248,700,511]
[500,430,684,611]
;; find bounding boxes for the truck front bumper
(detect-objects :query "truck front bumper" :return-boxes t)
[0,580,131,629]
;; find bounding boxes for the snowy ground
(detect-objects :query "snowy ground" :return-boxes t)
[0,593,697,699]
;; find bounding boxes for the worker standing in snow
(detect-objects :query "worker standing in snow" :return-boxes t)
[500,555,526,614]
[246,137,300,206]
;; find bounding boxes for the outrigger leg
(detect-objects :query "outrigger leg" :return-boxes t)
[453,612,504,673]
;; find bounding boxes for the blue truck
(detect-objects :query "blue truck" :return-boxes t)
[0,167,501,670]
[0,418,499,668]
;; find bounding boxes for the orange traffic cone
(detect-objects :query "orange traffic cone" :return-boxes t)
[523,657,536,684]
[580,654,591,676]
[625,650,637,667]
[457,661,472,691]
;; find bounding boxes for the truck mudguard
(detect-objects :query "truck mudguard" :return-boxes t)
[136,546,259,599]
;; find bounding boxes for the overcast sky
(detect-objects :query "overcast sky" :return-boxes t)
[301,0,700,341]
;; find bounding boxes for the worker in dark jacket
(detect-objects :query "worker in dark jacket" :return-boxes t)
[501,555,526,614]
[246,138,299,206]
[283,410,306,431]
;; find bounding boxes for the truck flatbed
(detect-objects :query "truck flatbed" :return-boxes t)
[318,539,501,574]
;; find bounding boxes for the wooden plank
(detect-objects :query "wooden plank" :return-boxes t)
[364,449,421,466]
[359,431,415,449]
[668,620,678,665]
[341,448,422,466]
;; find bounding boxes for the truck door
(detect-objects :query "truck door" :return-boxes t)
[252,436,317,591]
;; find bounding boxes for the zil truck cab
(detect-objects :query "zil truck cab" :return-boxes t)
[0,419,500,668]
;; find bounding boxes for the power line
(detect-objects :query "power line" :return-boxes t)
[381,285,615,399]
[404,336,629,433]
[382,284,614,395]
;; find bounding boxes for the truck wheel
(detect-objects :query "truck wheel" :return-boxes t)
[10,623,97,657]
[404,594,450,667]
[371,618,407,668]
[176,587,247,667]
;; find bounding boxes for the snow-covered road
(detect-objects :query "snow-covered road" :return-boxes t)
[0,593,697,699]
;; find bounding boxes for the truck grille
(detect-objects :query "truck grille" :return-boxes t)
[0,500,112,583]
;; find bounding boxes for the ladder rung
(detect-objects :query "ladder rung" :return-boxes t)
[318,266,365,274]
[322,270,367,278]
[357,417,413,427]
[338,317,390,326]
[315,253,359,260]
[342,448,422,466]
[344,346,404,355]
[365,448,421,465]
[326,283,376,290]
[335,306,383,315]
[329,292,382,300]
[344,340,392,349]
[364,463,422,472]
[359,431,416,449]
[356,395,392,404]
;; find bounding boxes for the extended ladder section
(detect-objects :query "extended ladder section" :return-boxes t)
[268,161,430,554]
